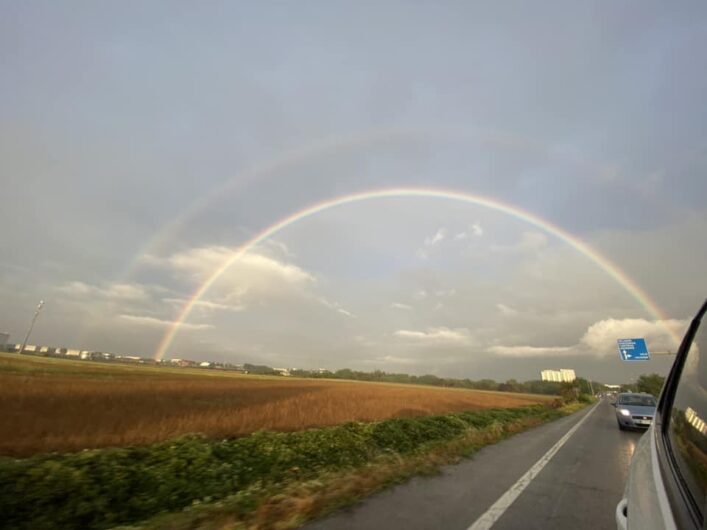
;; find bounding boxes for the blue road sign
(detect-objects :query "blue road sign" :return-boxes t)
[617,338,651,361]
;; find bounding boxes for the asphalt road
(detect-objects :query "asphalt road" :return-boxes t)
[305,398,643,530]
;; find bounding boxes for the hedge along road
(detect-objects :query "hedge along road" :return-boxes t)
[306,398,643,530]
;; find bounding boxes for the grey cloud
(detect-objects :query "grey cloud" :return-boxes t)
[1,2,705,382]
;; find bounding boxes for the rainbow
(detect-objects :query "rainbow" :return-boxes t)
[153,187,671,361]
[124,126,617,282]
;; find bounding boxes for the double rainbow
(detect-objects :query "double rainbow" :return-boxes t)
[153,187,669,360]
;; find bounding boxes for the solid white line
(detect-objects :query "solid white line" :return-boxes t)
[467,401,600,530]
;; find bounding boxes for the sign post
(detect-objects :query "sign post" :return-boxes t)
[617,338,651,361]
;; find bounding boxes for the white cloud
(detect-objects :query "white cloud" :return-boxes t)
[366,355,418,365]
[418,227,449,259]
[317,297,356,318]
[424,227,447,246]
[579,318,687,355]
[144,246,321,309]
[58,281,92,296]
[390,302,412,310]
[450,223,481,242]
[163,298,244,312]
[496,303,518,316]
[393,327,472,345]
[412,289,428,300]
[58,281,148,301]
[118,314,214,331]
[488,345,573,357]
[163,247,353,318]
[487,317,688,358]
[156,246,314,286]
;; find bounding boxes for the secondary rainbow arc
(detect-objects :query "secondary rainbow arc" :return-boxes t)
[153,187,671,361]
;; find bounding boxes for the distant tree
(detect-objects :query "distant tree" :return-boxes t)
[475,379,499,391]
[259,365,569,396]
[636,373,665,397]
[559,382,578,402]
[522,380,562,396]
[243,363,278,375]
[498,379,522,392]
[334,368,354,379]
[418,374,442,386]
[591,381,609,393]
[574,377,593,395]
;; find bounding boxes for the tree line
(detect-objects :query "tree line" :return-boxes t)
[246,364,666,398]
[290,367,606,397]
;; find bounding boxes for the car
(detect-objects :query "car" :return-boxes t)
[616,298,706,530]
[613,392,657,430]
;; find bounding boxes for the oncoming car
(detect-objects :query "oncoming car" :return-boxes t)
[617,298,707,529]
[613,392,656,430]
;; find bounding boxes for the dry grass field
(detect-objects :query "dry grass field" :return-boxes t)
[0,352,552,456]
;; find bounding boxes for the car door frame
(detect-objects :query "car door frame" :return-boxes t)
[653,299,707,530]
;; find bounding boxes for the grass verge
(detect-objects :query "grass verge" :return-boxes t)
[0,403,585,530]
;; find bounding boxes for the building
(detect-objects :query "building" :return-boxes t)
[0,332,9,349]
[560,369,576,382]
[541,368,576,383]
[541,370,562,382]
[169,358,198,367]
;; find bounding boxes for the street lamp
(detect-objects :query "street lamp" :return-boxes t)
[19,300,44,354]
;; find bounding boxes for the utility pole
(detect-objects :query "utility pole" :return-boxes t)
[20,300,44,354]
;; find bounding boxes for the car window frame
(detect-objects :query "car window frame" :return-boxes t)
[654,298,707,530]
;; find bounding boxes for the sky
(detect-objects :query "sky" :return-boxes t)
[1,1,706,383]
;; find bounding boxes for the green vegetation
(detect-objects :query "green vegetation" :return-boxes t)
[0,404,577,530]
[294,368,575,396]
[619,374,666,396]
[636,373,666,397]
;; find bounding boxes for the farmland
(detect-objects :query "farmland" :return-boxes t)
[0,352,552,456]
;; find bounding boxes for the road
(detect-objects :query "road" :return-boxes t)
[305,398,643,530]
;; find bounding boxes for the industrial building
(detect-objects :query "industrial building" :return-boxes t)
[540,368,576,383]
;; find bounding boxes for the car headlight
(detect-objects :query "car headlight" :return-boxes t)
[619,408,631,416]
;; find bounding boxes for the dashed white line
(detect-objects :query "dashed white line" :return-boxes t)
[467,401,600,530]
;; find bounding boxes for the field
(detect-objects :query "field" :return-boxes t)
[0,352,552,456]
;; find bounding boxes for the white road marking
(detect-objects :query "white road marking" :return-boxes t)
[467,401,600,530]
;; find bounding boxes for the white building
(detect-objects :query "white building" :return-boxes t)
[541,368,576,383]
[560,369,576,382]
[541,370,561,382]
